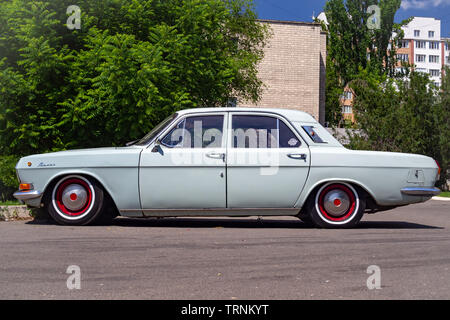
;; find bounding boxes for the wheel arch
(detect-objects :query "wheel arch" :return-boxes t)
[298,178,377,212]
[42,171,119,213]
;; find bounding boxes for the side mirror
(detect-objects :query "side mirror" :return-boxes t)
[151,139,161,153]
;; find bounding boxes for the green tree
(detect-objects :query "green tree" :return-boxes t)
[0,0,269,192]
[323,0,403,125]
[348,69,448,188]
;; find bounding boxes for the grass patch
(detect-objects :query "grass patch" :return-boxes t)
[0,200,20,206]
[439,192,450,198]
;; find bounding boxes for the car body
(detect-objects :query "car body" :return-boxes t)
[14,107,441,227]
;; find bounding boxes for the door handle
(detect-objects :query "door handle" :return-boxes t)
[206,152,226,161]
[287,153,307,160]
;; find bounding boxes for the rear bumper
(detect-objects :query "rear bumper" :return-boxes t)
[401,187,441,196]
[13,190,43,201]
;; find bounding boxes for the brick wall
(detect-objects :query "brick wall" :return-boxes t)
[239,20,326,124]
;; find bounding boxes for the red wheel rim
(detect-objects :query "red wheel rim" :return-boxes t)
[318,184,356,222]
[55,178,93,217]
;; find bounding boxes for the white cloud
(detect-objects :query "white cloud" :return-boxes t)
[401,0,450,10]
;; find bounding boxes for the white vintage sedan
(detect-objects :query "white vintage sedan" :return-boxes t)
[14,107,441,228]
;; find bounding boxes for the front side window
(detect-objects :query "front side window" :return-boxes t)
[135,113,177,146]
[161,115,224,148]
[232,115,301,148]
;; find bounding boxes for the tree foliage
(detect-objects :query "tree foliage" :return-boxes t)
[323,0,404,125]
[0,0,268,153]
[348,69,449,188]
[0,0,269,191]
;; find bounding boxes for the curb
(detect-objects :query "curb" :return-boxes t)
[432,196,450,201]
[0,205,32,221]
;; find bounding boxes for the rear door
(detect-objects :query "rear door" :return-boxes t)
[226,112,310,208]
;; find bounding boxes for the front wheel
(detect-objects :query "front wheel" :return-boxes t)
[47,175,105,225]
[307,182,365,228]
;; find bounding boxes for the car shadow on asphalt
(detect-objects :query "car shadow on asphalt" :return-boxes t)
[102,217,442,229]
[26,217,442,229]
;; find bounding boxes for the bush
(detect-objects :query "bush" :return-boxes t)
[0,155,18,201]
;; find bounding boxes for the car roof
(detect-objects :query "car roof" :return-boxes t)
[176,107,318,123]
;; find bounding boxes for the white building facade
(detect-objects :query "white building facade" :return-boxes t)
[400,17,446,87]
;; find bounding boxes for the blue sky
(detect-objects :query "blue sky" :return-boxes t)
[255,0,450,37]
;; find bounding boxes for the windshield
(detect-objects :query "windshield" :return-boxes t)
[134,113,178,146]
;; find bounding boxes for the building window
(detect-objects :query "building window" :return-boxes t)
[429,41,439,49]
[416,54,426,62]
[342,105,353,114]
[415,68,427,73]
[342,91,353,100]
[429,55,439,63]
[429,69,440,77]
[445,42,449,51]
[428,31,434,38]
[398,40,409,48]
[414,30,420,37]
[415,40,426,49]
[397,54,409,62]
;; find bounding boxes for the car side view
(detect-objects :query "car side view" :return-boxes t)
[13,107,441,228]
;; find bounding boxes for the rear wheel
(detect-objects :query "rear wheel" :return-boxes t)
[307,182,365,228]
[47,175,105,225]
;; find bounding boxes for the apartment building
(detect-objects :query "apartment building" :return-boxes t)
[345,17,448,124]
[397,17,446,87]
[443,37,450,67]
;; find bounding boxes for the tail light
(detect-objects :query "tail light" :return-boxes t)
[435,160,441,178]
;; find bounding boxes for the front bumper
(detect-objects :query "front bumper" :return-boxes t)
[13,190,43,201]
[401,187,441,196]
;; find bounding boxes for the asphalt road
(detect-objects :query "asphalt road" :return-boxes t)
[0,199,449,300]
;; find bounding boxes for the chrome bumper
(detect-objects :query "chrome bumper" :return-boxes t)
[13,190,43,201]
[401,187,441,196]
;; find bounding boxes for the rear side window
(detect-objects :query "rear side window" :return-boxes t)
[232,115,301,148]
[302,126,325,143]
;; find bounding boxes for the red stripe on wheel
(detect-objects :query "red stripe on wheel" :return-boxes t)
[55,178,92,217]
[318,184,356,222]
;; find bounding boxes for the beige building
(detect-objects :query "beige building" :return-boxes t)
[239,20,327,124]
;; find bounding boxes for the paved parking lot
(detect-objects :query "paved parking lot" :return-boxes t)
[0,199,449,299]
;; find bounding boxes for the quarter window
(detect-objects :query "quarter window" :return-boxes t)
[232,115,301,148]
[161,115,224,148]
[302,126,325,143]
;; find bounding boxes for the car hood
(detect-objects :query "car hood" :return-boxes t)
[16,147,143,169]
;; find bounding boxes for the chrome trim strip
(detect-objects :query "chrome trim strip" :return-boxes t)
[121,208,299,213]
[13,190,43,200]
[401,187,441,196]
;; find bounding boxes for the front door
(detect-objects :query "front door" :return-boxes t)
[139,113,227,211]
[226,113,310,208]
